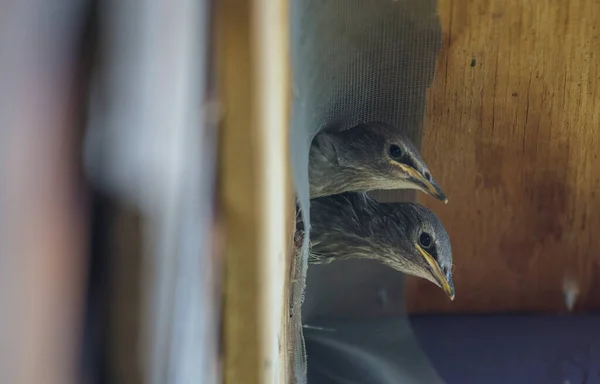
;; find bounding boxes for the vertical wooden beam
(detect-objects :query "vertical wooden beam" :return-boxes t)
[217,0,291,382]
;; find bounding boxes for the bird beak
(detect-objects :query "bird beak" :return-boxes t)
[393,163,448,203]
[416,244,455,300]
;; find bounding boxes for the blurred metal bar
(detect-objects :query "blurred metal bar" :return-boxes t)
[216,0,292,381]
[0,1,89,384]
[85,0,218,383]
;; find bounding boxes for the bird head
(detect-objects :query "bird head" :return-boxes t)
[317,122,447,202]
[307,193,455,300]
[384,202,455,300]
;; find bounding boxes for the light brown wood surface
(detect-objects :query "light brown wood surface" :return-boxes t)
[217,0,292,382]
[408,0,600,313]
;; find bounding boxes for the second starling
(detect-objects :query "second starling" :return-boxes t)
[298,192,455,300]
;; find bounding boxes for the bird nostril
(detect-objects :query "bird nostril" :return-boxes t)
[423,171,432,181]
[443,266,451,278]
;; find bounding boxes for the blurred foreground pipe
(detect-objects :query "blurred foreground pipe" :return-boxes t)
[85,0,218,383]
[0,2,89,384]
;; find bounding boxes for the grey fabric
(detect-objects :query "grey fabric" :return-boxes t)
[290,0,445,382]
[411,315,600,384]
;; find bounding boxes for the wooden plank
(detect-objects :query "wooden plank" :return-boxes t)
[216,0,291,381]
[407,0,600,313]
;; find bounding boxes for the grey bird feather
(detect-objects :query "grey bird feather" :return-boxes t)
[297,192,455,299]
[309,122,447,201]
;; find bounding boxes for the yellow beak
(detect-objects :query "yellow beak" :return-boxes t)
[416,244,455,300]
[392,162,448,203]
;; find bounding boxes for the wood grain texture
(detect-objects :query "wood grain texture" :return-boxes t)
[216,0,261,378]
[407,0,600,313]
[217,0,291,381]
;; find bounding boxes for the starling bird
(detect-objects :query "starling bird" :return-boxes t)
[309,122,447,202]
[298,192,454,299]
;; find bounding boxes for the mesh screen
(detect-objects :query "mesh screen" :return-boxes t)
[289,0,445,382]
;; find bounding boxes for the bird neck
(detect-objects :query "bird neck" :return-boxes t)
[308,196,419,273]
[308,134,371,198]
[308,239,414,273]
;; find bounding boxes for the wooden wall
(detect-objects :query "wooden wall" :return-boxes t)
[407,0,600,313]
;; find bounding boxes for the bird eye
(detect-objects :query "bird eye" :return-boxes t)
[423,171,432,181]
[388,144,403,160]
[419,232,433,248]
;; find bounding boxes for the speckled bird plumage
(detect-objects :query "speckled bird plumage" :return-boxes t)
[309,121,446,201]
[297,192,454,298]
